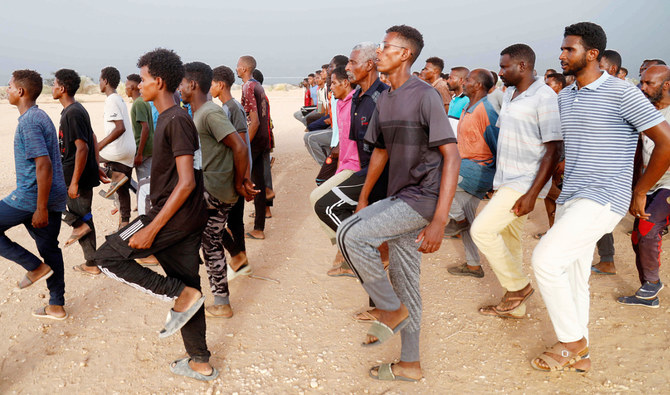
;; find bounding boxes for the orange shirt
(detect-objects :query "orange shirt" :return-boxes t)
[456,101,494,164]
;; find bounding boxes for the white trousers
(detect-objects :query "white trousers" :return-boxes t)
[532,198,622,343]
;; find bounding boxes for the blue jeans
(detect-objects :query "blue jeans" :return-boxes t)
[0,201,65,305]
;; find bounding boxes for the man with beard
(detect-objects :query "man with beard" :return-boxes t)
[420,56,451,112]
[616,64,670,307]
[446,66,470,132]
[530,22,670,372]
[470,44,562,319]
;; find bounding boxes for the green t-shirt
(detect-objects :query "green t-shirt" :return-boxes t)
[194,101,238,203]
[130,97,154,157]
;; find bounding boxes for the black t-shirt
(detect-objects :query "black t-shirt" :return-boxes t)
[58,102,100,190]
[147,105,207,234]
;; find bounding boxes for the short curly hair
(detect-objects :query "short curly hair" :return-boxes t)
[100,66,120,89]
[564,22,607,61]
[184,61,213,94]
[386,25,424,64]
[126,73,141,84]
[212,65,235,87]
[500,43,536,69]
[426,57,444,72]
[137,48,184,93]
[54,68,81,96]
[12,69,42,101]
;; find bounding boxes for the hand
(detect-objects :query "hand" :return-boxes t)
[511,192,537,217]
[134,154,143,167]
[32,207,49,228]
[68,182,80,199]
[237,179,260,201]
[330,146,339,160]
[354,199,368,213]
[128,226,157,249]
[629,192,650,220]
[416,220,445,253]
[98,167,111,184]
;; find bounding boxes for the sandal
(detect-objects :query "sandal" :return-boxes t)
[17,268,53,289]
[327,266,355,278]
[369,363,419,382]
[32,306,68,321]
[478,305,524,319]
[530,343,590,372]
[64,226,93,247]
[353,310,378,323]
[362,316,409,347]
[495,287,534,313]
[73,264,101,276]
[169,357,218,381]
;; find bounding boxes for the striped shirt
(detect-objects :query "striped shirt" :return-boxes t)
[556,72,665,215]
[493,78,562,198]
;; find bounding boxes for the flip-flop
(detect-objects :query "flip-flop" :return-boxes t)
[478,305,524,319]
[495,288,535,313]
[353,310,378,323]
[248,212,272,219]
[327,266,356,278]
[159,295,206,338]
[369,363,419,382]
[591,266,616,275]
[31,306,68,321]
[245,232,265,240]
[362,316,410,347]
[169,357,219,381]
[64,227,93,247]
[17,269,53,289]
[73,264,101,276]
[227,262,252,281]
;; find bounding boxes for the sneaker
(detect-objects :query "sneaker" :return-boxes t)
[616,295,659,308]
[444,219,470,237]
[635,281,664,299]
[447,263,484,278]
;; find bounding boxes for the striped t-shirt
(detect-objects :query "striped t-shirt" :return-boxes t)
[556,72,665,216]
[493,78,562,198]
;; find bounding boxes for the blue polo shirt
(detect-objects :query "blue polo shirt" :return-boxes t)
[557,72,665,216]
[448,93,470,119]
[5,105,67,212]
[349,78,389,172]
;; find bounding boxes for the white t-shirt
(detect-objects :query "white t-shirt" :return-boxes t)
[100,93,136,167]
[642,106,670,193]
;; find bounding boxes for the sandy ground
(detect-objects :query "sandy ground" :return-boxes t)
[0,89,668,394]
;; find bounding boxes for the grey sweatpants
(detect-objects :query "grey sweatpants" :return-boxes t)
[449,190,481,266]
[336,197,428,362]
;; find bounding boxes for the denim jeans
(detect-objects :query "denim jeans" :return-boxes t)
[0,201,65,305]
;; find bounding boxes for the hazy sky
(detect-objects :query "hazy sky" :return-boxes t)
[1,0,668,85]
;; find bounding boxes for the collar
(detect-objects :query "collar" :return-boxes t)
[569,71,608,91]
[359,78,385,98]
[465,96,488,114]
[19,105,38,120]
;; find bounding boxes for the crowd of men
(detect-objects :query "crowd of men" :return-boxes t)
[2,20,670,384]
[297,22,670,381]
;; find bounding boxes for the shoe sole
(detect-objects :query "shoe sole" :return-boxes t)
[616,299,659,308]
[104,176,129,198]
[636,283,664,300]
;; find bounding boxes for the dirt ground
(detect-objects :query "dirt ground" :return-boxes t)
[0,89,668,394]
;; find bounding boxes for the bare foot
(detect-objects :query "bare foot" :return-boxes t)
[331,250,344,268]
[532,338,591,371]
[246,230,265,240]
[265,207,272,218]
[79,264,101,275]
[25,262,52,284]
[365,304,409,345]
[205,304,233,318]
[45,305,67,319]
[189,360,214,376]
[265,188,275,200]
[592,260,616,274]
[370,360,423,381]
[495,283,533,312]
[173,286,202,313]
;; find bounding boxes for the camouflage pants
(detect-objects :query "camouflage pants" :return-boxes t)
[202,192,234,302]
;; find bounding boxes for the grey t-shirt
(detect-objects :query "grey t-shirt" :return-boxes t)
[223,98,252,168]
[365,75,457,220]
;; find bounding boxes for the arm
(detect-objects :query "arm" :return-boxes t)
[511,140,562,216]
[247,110,260,143]
[631,121,670,219]
[97,119,126,151]
[356,147,388,213]
[223,131,258,200]
[416,143,460,253]
[134,121,150,167]
[128,154,195,249]
[32,155,53,228]
[68,139,89,198]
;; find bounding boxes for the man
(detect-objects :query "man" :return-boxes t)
[94,49,216,381]
[487,71,503,113]
[180,61,254,318]
[446,66,470,133]
[544,69,558,81]
[531,22,670,372]
[125,74,154,188]
[98,66,136,228]
[1,70,67,319]
[420,56,451,112]
[617,65,670,307]
[337,25,460,382]
[639,59,666,78]
[313,42,388,277]
[618,67,628,80]
[545,73,567,94]
[238,55,270,240]
[470,44,562,319]
[445,69,499,278]
[591,49,624,275]
[52,69,102,276]
[211,65,254,278]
